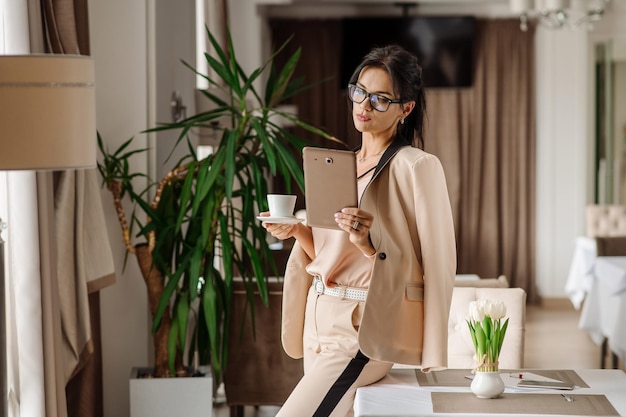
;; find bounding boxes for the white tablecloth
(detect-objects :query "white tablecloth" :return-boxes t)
[565,237,626,363]
[565,237,597,309]
[594,256,626,294]
[579,256,626,363]
[354,369,626,417]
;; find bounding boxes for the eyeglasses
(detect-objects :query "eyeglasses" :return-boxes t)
[347,84,403,112]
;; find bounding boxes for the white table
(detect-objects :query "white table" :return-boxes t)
[594,256,626,294]
[565,236,626,366]
[354,368,626,417]
[565,236,597,309]
[579,256,626,365]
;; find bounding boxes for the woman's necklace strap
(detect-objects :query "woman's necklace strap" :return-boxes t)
[357,166,376,180]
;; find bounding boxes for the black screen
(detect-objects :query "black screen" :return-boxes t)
[341,16,476,89]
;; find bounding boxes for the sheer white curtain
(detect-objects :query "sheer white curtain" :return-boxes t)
[1,1,65,417]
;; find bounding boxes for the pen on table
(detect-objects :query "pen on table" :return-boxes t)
[509,373,524,379]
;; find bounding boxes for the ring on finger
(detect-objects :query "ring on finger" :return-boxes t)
[352,220,360,230]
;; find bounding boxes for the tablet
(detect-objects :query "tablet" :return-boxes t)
[302,147,358,230]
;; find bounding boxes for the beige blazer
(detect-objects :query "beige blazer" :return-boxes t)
[282,144,457,371]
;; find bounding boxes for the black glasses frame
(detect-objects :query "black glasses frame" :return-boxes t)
[347,84,403,112]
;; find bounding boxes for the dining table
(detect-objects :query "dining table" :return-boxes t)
[564,236,626,367]
[354,368,626,417]
[565,236,597,309]
[578,256,626,366]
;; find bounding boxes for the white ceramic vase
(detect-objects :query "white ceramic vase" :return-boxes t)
[470,370,505,399]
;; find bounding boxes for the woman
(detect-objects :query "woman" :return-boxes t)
[262,45,456,417]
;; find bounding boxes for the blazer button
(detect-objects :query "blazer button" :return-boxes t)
[378,252,387,260]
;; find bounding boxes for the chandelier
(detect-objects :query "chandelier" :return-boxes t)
[510,0,610,31]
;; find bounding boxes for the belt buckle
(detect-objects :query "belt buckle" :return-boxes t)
[313,276,324,295]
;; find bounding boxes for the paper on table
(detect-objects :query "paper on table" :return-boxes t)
[505,372,564,383]
[503,372,572,392]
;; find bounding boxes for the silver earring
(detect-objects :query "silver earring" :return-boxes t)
[400,118,405,125]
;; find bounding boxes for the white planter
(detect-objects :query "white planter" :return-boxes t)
[129,367,213,417]
[470,370,505,399]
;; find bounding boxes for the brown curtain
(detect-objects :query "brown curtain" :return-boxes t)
[426,19,537,302]
[42,0,90,55]
[36,172,71,417]
[270,18,537,302]
[269,19,356,208]
[41,1,111,417]
[269,19,358,149]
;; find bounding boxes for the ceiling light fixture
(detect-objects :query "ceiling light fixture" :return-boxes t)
[510,0,610,31]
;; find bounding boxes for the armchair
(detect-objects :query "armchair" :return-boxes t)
[447,287,526,369]
[595,236,626,257]
[394,286,526,370]
[586,205,626,237]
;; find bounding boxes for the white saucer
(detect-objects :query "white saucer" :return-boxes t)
[256,215,303,225]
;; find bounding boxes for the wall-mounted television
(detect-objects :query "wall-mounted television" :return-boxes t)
[341,16,476,89]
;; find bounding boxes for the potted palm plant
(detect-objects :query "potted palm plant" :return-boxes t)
[98,26,338,396]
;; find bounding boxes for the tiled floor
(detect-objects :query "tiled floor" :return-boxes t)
[213,301,616,417]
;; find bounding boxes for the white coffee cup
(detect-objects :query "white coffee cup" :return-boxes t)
[267,194,297,218]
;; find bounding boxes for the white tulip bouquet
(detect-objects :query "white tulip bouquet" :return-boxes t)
[466,299,509,372]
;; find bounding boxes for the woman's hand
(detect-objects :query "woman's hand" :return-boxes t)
[259,211,315,259]
[259,211,300,240]
[334,208,377,257]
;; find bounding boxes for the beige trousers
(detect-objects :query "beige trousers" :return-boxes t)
[276,286,392,417]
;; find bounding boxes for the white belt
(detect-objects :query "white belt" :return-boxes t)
[313,276,368,301]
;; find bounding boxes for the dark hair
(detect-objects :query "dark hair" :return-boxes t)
[348,44,426,149]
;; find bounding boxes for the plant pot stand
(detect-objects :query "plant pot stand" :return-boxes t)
[129,366,213,417]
